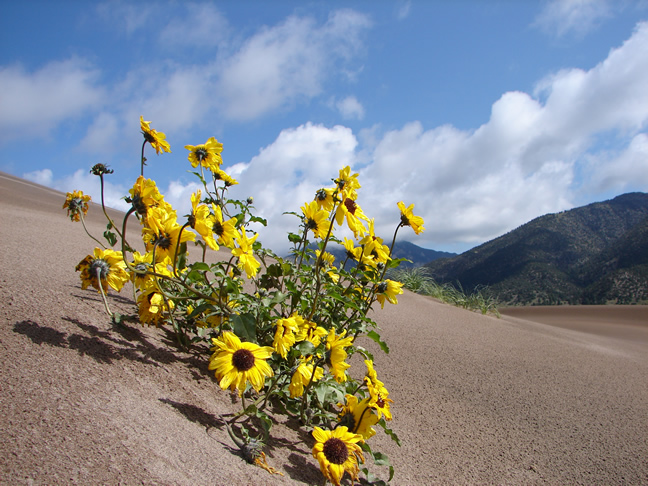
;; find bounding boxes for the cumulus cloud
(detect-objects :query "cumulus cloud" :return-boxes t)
[218,10,371,121]
[534,0,612,37]
[357,22,648,250]
[0,58,104,143]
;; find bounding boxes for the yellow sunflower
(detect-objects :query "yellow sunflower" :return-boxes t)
[295,317,328,348]
[364,360,393,420]
[273,315,299,359]
[231,231,260,278]
[208,204,239,249]
[128,175,168,218]
[334,166,361,197]
[185,136,223,170]
[335,196,369,239]
[314,187,336,211]
[213,167,238,186]
[208,331,274,396]
[301,200,332,239]
[337,394,379,440]
[140,116,171,154]
[325,329,354,383]
[137,285,174,326]
[142,206,196,262]
[375,279,404,308]
[76,248,130,292]
[397,201,425,234]
[62,190,91,222]
[289,357,323,398]
[312,426,364,486]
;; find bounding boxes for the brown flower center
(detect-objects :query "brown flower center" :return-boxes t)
[343,198,357,215]
[194,147,208,161]
[232,349,255,372]
[152,233,172,250]
[212,221,224,237]
[323,437,349,465]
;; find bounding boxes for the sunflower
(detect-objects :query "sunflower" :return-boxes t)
[342,237,374,267]
[312,426,364,486]
[337,394,379,440]
[213,167,238,186]
[76,248,130,292]
[273,315,299,359]
[188,190,216,247]
[231,231,260,278]
[325,329,354,383]
[397,201,425,234]
[62,190,91,222]
[314,187,336,211]
[335,196,369,239]
[375,279,404,308]
[289,357,323,398]
[137,285,174,326]
[301,200,332,239]
[295,317,328,348]
[208,331,274,396]
[142,206,196,262]
[140,116,171,155]
[209,204,239,249]
[364,360,393,420]
[128,175,168,218]
[360,219,391,265]
[185,137,223,170]
[334,166,361,197]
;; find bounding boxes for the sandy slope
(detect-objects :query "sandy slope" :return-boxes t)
[1,171,647,485]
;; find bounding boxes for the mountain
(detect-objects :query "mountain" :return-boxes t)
[424,193,648,305]
[290,240,455,267]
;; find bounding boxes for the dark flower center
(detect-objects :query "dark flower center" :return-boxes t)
[376,394,386,408]
[316,189,327,201]
[131,194,147,215]
[323,438,349,465]
[68,198,83,212]
[400,214,411,226]
[344,198,357,215]
[195,147,208,161]
[212,221,224,237]
[134,263,148,274]
[90,259,111,280]
[305,218,318,231]
[232,349,255,372]
[153,233,172,250]
[377,282,388,293]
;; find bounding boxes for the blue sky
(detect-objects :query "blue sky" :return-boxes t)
[1,0,647,254]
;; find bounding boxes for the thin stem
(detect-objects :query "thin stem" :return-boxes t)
[80,213,106,249]
[140,140,147,177]
[99,174,123,240]
[95,268,113,317]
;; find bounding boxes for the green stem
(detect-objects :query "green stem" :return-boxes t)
[95,268,113,317]
[140,140,147,177]
[80,213,106,249]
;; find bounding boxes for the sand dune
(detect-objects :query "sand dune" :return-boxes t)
[1,171,647,485]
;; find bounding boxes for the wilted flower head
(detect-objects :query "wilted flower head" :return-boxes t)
[63,190,91,222]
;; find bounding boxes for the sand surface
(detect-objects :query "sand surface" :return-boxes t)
[1,171,647,485]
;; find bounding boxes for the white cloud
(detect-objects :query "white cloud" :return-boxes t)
[225,123,358,250]
[23,169,54,187]
[334,96,365,120]
[218,10,370,121]
[584,133,648,193]
[159,2,229,47]
[23,168,131,212]
[95,0,155,35]
[0,59,104,143]
[534,0,612,37]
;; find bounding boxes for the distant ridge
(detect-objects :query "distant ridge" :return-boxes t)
[425,193,648,305]
[288,240,455,267]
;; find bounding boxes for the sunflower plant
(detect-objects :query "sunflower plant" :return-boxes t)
[66,117,426,485]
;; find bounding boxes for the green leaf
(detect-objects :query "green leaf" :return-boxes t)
[288,232,302,243]
[189,262,210,272]
[249,215,268,227]
[372,451,391,467]
[378,418,401,446]
[231,313,257,343]
[295,340,315,357]
[367,330,390,354]
[103,230,117,247]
